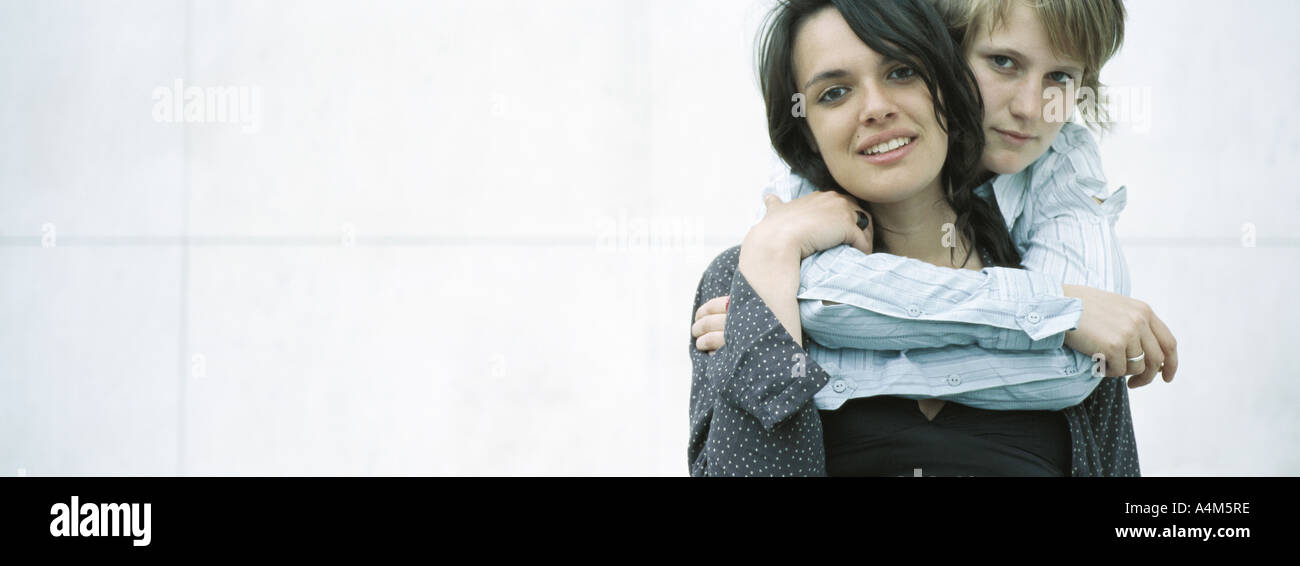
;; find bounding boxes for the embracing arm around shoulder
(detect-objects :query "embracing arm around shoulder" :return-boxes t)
[701,129,1177,413]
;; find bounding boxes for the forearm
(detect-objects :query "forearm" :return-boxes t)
[809,342,1098,412]
[738,231,804,346]
[688,246,832,434]
[798,127,1129,350]
[798,246,1079,351]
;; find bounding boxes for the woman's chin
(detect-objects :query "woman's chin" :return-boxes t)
[840,185,922,205]
[983,151,1035,176]
[828,153,946,205]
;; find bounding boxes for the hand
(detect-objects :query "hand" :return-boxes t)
[750,191,874,260]
[692,295,729,354]
[736,191,873,348]
[1062,284,1179,388]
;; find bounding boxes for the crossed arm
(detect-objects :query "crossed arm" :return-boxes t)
[693,130,1177,414]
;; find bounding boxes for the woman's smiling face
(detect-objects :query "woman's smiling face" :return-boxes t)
[793,6,948,205]
[967,1,1086,175]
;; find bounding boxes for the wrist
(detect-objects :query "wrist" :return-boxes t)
[738,227,801,289]
[1062,329,1085,355]
[743,222,802,260]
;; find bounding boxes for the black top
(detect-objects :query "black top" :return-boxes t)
[688,245,1141,477]
[819,396,1071,476]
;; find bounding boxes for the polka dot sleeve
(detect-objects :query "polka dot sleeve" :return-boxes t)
[716,255,832,430]
[1063,377,1141,476]
[688,245,831,477]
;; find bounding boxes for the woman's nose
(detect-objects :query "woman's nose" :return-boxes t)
[1009,78,1043,121]
[858,89,899,124]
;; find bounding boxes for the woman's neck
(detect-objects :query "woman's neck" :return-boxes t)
[871,181,975,269]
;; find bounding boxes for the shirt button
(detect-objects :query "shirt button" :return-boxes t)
[946,374,961,386]
[831,380,848,393]
[1026,312,1042,324]
[907,306,922,317]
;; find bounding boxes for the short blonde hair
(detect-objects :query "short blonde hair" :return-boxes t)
[933,0,1127,131]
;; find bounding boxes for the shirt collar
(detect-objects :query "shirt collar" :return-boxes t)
[983,122,1089,231]
[990,167,1031,231]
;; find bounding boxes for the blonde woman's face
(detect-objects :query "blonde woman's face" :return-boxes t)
[967,2,1085,175]
[793,7,948,204]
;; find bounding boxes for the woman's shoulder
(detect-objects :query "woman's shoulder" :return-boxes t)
[691,245,745,314]
[1048,122,1100,154]
[698,245,743,289]
[1023,122,1117,209]
[1032,122,1104,181]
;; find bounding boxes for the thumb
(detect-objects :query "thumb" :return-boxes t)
[847,213,873,256]
[846,226,873,256]
[763,193,781,209]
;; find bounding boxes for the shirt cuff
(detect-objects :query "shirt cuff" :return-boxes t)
[715,269,831,432]
[990,267,1083,348]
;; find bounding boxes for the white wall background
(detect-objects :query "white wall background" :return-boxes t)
[1,0,1296,476]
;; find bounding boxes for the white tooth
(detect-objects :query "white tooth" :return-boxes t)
[889,139,901,150]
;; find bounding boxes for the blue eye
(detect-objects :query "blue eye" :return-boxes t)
[818,86,848,103]
[1047,71,1074,84]
[990,55,1014,69]
[888,66,918,81]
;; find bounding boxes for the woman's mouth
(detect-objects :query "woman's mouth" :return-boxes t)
[858,136,917,165]
[993,128,1034,146]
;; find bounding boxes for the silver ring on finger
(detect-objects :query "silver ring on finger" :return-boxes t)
[1127,352,1145,364]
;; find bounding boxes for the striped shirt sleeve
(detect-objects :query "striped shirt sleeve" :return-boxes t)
[785,124,1126,409]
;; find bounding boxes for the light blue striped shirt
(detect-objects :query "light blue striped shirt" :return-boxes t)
[757,123,1130,411]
